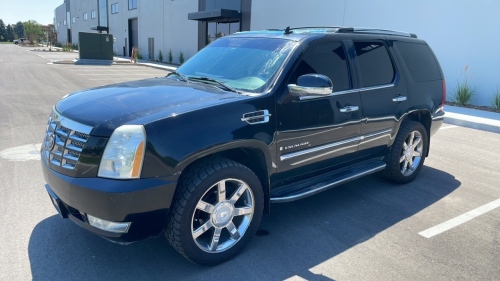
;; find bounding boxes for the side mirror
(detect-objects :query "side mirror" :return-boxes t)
[287,74,333,98]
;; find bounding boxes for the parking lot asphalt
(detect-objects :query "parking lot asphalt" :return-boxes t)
[0,44,499,281]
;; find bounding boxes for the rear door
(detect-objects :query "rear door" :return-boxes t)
[351,40,408,158]
[275,39,362,184]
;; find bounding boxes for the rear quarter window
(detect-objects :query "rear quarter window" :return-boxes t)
[395,42,442,82]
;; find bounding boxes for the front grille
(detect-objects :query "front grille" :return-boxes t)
[43,109,93,170]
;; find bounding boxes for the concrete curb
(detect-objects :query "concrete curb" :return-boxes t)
[444,115,500,134]
[444,106,500,134]
[75,59,113,65]
[136,62,177,71]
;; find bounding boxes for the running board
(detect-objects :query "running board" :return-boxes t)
[270,160,386,203]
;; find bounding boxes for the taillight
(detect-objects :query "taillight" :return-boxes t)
[441,80,446,107]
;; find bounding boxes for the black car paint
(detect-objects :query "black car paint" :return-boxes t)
[42,31,445,242]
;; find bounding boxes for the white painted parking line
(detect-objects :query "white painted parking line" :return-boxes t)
[0,143,42,161]
[419,198,500,238]
[70,69,149,71]
[440,125,458,130]
[78,73,155,76]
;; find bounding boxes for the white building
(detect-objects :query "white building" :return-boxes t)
[54,0,500,106]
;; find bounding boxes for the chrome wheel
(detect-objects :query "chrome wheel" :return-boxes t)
[191,178,254,253]
[399,130,423,176]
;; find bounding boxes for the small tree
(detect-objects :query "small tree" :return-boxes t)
[158,50,163,62]
[168,48,173,64]
[179,51,185,64]
[24,20,44,45]
[48,28,57,45]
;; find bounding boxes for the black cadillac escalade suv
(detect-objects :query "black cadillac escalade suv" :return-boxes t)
[41,27,446,265]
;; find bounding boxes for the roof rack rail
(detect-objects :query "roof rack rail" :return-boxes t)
[290,26,342,31]
[336,27,417,38]
[275,26,342,35]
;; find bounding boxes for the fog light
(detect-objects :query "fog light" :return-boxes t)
[87,214,131,233]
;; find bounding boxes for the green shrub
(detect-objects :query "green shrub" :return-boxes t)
[158,50,163,62]
[132,47,139,62]
[491,87,500,111]
[179,51,185,64]
[168,49,173,64]
[452,65,475,106]
[62,44,72,52]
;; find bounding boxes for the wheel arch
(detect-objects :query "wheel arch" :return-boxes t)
[174,141,273,215]
[399,109,432,156]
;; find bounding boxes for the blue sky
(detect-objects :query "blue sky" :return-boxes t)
[0,0,62,25]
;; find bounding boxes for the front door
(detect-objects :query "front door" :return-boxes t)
[275,40,362,185]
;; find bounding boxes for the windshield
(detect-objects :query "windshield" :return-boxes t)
[176,37,296,93]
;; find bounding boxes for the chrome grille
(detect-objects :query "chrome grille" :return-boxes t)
[43,109,93,170]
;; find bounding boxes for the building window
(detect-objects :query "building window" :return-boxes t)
[111,3,119,14]
[72,17,75,23]
[83,13,88,21]
[63,20,66,26]
[91,10,96,19]
[207,22,240,44]
[129,0,137,10]
[98,0,108,27]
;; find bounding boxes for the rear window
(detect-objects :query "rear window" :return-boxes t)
[395,42,442,82]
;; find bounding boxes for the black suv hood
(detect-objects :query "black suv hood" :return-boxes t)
[55,78,246,137]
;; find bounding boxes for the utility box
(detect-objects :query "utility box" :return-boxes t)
[79,32,114,60]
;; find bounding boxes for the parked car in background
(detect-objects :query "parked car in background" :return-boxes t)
[13,38,30,45]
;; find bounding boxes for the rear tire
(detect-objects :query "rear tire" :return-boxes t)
[164,157,264,265]
[383,121,428,184]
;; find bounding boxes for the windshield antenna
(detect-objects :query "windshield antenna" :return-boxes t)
[284,26,292,35]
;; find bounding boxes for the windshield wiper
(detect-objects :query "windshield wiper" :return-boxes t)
[188,76,239,93]
[166,71,189,83]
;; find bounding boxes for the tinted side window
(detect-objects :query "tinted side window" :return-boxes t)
[395,42,442,82]
[292,41,351,92]
[353,42,394,87]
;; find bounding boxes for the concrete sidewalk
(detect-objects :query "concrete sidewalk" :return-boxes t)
[114,56,500,134]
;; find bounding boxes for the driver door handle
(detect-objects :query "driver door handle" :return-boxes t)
[392,96,407,102]
[340,105,359,113]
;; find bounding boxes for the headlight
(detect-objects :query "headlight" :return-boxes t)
[98,125,146,179]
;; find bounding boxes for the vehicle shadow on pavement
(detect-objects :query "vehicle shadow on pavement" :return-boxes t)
[28,166,460,281]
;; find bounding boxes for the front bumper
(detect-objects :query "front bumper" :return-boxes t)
[42,158,178,243]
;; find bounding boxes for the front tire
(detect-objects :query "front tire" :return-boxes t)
[164,158,264,265]
[383,121,428,184]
